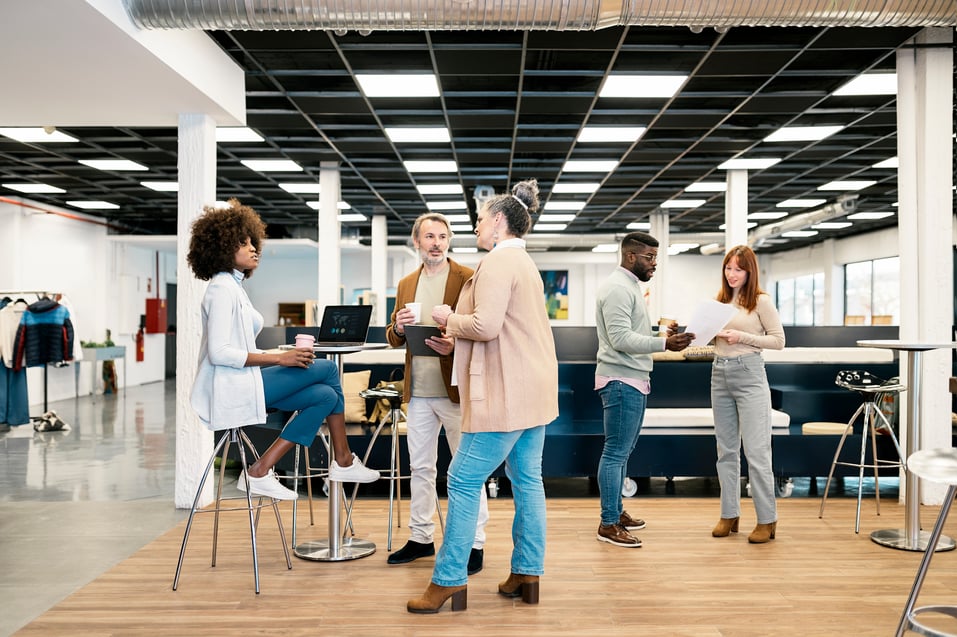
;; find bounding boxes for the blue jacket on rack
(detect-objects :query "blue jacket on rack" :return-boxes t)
[12,298,74,371]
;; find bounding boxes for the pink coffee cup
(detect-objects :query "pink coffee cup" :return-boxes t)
[294,333,315,349]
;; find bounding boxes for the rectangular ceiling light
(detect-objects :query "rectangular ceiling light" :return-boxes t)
[404,160,457,173]
[338,213,366,222]
[67,200,118,209]
[592,243,619,253]
[782,230,819,237]
[544,201,585,211]
[426,200,467,210]
[280,183,321,193]
[356,74,440,97]
[385,127,450,143]
[241,159,303,172]
[685,182,726,192]
[599,74,687,99]
[818,180,876,191]
[719,222,757,230]
[538,213,576,222]
[417,184,462,195]
[0,127,78,143]
[749,211,789,220]
[80,159,148,171]
[577,126,647,143]
[660,199,706,209]
[872,157,899,169]
[718,157,782,170]
[452,247,478,253]
[216,127,263,142]
[812,222,853,229]
[3,182,65,194]
[833,72,897,96]
[307,201,353,210]
[141,181,179,192]
[553,182,600,194]
[626,221,650,230]
[443,214,471,223]
[450,224,474,233]
[847,211,895,220]
[562,160,619,173]
[763,125,844,143]
[777,198,826,208]
[533,223,568,232]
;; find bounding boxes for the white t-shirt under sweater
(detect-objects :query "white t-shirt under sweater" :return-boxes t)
[410,266,449,398]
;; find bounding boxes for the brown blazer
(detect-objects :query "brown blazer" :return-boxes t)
[445,246,558,433]
[386,258,474,403]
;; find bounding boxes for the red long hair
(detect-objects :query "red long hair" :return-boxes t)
[716,245,764,312]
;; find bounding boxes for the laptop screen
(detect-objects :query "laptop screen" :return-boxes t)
[317,305,373,343]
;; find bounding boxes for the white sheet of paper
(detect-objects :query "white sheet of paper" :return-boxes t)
[685,299,739,346]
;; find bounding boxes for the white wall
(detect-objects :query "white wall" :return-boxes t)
[0,198,167,408]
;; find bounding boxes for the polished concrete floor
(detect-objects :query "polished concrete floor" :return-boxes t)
[0,379,896,636]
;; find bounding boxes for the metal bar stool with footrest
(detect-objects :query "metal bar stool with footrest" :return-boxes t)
[819,370,907,533]
[173,427,293,594]
[347,386,444,551]
[896,448,957,637]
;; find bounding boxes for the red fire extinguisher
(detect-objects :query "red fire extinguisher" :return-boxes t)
[135,326,145,362]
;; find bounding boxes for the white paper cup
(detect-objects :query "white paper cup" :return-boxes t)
[294,333,315,349]
[405,302,422,323]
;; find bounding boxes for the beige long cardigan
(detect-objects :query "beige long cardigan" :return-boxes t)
[444,244,558,433]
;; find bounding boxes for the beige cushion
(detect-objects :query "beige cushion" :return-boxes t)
[342,370,371,423]
[802,421,851,435]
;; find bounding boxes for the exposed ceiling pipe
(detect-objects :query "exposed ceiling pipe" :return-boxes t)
[123,0,957,30]
[0,196,129,232]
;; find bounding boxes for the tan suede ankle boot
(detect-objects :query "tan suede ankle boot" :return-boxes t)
[748,521,777,544]
[407,582,467,614]
[712,517,740,537]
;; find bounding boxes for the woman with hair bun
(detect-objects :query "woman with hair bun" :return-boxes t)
[407,179,559,613]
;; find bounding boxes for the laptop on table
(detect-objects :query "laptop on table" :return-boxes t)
[315,305,373,347]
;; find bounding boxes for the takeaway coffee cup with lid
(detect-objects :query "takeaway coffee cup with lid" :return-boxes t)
[295,333,315,349]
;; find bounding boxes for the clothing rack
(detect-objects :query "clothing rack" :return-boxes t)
[0,290,63,415]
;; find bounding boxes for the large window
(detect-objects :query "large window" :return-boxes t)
[844,256,899,325]
[776,272,825,325]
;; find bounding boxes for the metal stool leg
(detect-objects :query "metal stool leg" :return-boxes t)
[820,402,864,518]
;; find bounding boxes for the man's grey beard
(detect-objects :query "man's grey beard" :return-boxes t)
[422,252,446,267]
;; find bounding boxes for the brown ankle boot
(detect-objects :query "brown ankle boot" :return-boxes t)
[712,517,740,537]
[498,573,540,604]
[748,521,777,544]
[407,582,467,614]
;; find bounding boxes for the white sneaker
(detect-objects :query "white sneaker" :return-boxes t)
[329,454,380,483]
[236,470,298,500]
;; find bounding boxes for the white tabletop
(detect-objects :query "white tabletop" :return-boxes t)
[277,342,389,354]
[858,339,957,351]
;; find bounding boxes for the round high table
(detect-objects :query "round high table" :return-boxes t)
[857,340,957,552]
[290,342,387,562]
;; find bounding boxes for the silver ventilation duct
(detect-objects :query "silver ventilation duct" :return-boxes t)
[123,0,957,31]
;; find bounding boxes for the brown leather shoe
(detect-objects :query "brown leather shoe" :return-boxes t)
[748,521,777,544]
[597,523,641,548]
[712,517,740,537]
[407,582,467,614]
[619,510,646,531]
[498,573,540,604]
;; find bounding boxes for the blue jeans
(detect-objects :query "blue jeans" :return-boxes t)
[262,359,344,447]
[432,426,546,587]
[711,354,777,524]
[597,381,647,526]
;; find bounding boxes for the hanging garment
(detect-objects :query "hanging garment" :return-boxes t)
[12,298,74,371]
[0,300,27,369]
[0,299,30,425]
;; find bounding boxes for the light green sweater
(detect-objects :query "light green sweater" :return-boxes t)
[595,267,665,381]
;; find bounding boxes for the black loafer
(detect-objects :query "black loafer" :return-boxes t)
[467,548,484,575]
[387,540,435,565]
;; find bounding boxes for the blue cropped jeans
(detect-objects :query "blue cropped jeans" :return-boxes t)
[261,359,343,447]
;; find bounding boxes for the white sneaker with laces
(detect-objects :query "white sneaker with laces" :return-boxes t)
[236,469,298,500]
[329,453,380,483]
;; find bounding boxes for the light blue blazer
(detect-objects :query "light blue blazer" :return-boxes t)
[190,270,267,430]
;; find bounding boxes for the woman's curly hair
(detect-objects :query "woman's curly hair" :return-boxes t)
[187,199,267,281]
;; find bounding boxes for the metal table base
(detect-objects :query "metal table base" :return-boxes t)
[293,478,376,561]
[870,528,956,552]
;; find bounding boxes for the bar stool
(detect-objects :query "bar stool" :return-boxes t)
[819,370,907,533]
[896,448,957,637]
[173,426,293,594]
[347,387,444,551]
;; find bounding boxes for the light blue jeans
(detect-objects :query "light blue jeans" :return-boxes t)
[597,381,647,526]
[711,354,777,524]
[432,425,547,587]
[262,359,343,447]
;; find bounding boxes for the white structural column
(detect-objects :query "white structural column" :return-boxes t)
[896,27,954,504]
[174,114,217,508]
[318,162,342,309]
[724,169,749,250]
[371,214,388,325]
[649,211,670,324]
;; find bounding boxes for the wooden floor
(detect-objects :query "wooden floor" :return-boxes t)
[16,495,957,636]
